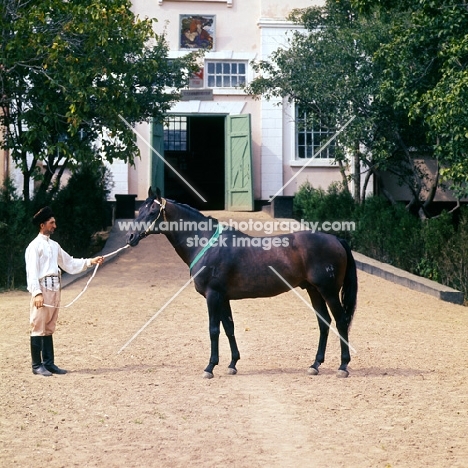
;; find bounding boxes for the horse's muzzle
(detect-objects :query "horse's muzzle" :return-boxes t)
[126,232,142,247]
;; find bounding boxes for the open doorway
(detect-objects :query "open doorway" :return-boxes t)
[164,115,225,210]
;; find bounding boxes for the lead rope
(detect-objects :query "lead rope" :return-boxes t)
[43,198,165,309]
[43,244,130,309]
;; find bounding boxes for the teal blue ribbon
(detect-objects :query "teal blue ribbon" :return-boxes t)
[189,223,223,271]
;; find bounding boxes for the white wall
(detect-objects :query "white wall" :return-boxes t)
[128,0,328,203]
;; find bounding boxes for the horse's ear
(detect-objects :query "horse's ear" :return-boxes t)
[148,186,162,202]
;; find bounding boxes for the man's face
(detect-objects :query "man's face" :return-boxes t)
[40,217,56,236]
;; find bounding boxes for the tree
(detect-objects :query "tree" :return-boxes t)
[0,0,198,203]
[369,0,468,200]
[244,0,453,214]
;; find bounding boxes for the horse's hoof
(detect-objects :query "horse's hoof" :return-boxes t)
[203,371,214,379]
[227,367,237,375]
[308,366,319,376]
[336,369,349,378]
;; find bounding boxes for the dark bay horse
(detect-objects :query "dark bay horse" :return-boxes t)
[127,188,358,378]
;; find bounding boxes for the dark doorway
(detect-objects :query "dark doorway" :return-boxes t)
[164,115,225,210]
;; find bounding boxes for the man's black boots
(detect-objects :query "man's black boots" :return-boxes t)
[30,336,52,376]
[42,335,67,374]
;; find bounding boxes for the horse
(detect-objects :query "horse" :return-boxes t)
[126,187,358,379]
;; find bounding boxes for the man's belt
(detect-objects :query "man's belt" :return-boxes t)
[39,274,61,289]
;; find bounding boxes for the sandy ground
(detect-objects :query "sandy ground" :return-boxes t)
[1,210,468,468]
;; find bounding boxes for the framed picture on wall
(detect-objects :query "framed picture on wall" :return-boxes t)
[180,14,215,50]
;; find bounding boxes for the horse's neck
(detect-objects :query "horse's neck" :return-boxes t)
[163,201,214,264]
[164,200,210,230]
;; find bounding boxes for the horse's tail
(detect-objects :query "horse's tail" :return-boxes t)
[339,238,358,330]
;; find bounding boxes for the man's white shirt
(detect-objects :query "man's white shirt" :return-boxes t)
[25,234,90,297]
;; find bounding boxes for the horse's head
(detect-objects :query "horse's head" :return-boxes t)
[126,187,165,247]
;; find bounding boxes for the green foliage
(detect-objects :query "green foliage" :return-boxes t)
[352,196,423,272]
[434,210,468,298]
[0,180,34,290]
[0,0,198,202]
[293,181,355,240]
[245,0,425,202]
[370,0,468,197]
[414,208,468,298]
[246,0,468,207]
[416,210,455,282]
[350,0,414,14]
[51,162,113,257]
[294,182,468,300]
[0,162,112,290]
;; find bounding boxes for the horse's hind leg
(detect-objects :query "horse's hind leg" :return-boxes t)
[325,294,351,378]
[306,287,332,376]
[220,299,240,375]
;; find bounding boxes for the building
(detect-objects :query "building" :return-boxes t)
[120,0,342,211]
[0,1,350,211]
[3,1,462,212]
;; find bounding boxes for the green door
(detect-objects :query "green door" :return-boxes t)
[225,114,254,211]
[151,122,165,194]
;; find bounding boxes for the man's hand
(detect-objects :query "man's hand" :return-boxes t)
[90,256,104,266]
[34,293,44,309]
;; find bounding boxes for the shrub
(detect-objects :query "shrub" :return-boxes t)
[50,162,113,257]
[0,179,34,290]
[294,181,468,299]
[417,210,455,282]
[0,162,112,290]
[352,196,423,272]
[293,181,356,240]
[429,208,468,298]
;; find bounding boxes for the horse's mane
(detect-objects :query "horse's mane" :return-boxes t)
[167,198,218,224]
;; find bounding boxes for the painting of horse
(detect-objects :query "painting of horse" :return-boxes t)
[127,188,358,378]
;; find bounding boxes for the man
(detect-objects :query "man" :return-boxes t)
[25,206,104,377]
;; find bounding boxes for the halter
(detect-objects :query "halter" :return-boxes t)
[140,197,167,239]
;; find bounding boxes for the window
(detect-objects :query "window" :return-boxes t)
[296,106,335,159]
[164,116,187,151]
[206,61,247,88]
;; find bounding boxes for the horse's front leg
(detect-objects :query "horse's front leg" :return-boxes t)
[203,289,222,379]
[220,299,240,375]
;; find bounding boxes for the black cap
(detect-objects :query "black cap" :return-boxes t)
[32,206,54,226]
